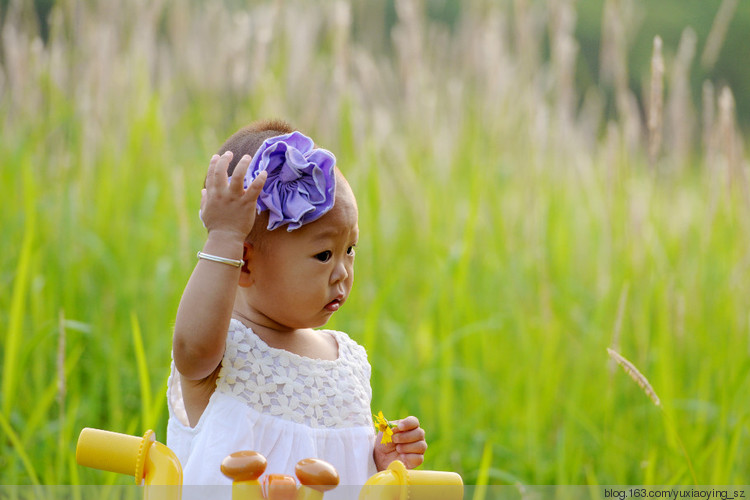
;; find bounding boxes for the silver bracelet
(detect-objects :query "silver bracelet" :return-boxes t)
[196,251,244,268]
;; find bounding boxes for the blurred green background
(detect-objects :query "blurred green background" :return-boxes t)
[1,0,749,490]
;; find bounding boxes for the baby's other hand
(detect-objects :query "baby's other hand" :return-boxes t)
[200,152,266,241]
[373,416,427,471]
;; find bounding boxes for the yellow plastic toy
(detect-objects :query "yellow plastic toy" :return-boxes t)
[76,428,183,500]
[76,427,464,500]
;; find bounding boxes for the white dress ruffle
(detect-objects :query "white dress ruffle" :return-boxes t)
[167,319,376,498]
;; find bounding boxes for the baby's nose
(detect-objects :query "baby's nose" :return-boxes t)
[330,261,349,284]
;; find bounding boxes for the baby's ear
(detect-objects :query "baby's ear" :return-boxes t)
[238,242,254,288]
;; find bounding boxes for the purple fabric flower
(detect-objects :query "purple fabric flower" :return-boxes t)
[241,131,337,231]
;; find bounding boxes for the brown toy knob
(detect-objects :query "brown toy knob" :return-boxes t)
[221,451,267,482]
[295,458,340,492]
[266,474,298,500]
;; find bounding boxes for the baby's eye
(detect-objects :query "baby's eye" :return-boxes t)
[315,251,332,262]
[347,245,356,256]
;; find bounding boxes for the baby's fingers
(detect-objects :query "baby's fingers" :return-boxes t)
[229,154,252,193]
[245,170,267,202]
[392,426,425,445]
[204,154,220,189]
[394,416,421,433]
[396,439,427,455]
[209,151,233,187]
[399,453,425,470]
[213,151,234,186]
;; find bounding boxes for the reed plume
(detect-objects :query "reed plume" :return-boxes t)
[647,35,664,166]
[718,86,739,189]
[606,348,698,483]
[607,282,629,375]
[666,28,697,169]
[701,0,738,70]
[606,348,661,407]
[702,80,716,167]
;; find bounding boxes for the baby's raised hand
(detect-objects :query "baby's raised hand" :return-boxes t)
[373,416,428,471]
[200,152,267,242]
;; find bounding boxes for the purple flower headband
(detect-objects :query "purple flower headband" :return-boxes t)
[239,131,337,231]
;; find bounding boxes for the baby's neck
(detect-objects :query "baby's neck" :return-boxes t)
[231,308,298,337]
[231,309,339,361]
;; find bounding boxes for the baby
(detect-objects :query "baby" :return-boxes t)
[166,119,427,493]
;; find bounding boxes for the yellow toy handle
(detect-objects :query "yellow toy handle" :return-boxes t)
[77,428,144,477]
[76,427,182,499]
[359,460,464,500]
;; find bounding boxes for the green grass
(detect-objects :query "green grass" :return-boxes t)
[1,0,749,489]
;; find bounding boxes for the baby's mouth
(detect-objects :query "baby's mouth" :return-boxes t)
[325,297,344,312]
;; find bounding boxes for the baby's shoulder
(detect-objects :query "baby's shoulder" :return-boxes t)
[320,330,365,352]
[325,329,368,358]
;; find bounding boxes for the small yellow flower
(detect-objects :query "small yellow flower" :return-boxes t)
[373,411,395,444]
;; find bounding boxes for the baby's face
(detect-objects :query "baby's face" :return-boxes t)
[246,185,359,330]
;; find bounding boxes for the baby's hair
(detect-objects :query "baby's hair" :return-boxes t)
[216,119,296,179]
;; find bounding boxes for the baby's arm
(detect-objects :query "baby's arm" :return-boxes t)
[173,152,266,380]
[373,416,428,471]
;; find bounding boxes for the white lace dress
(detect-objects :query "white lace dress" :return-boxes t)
[167,319,377,494]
